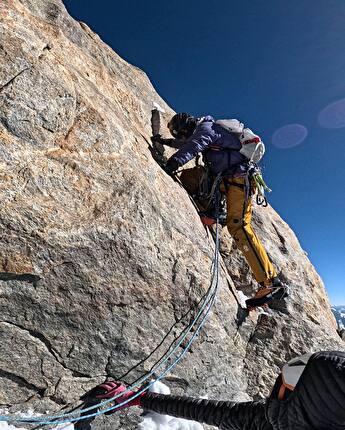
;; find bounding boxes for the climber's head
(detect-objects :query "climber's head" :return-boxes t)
[167,113,196,139]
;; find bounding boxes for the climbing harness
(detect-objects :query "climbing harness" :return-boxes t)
[198,173,227,226]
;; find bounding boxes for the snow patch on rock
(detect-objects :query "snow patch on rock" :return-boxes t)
[138,381,204,430]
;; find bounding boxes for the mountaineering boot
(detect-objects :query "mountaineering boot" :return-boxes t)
[245,277,289,310]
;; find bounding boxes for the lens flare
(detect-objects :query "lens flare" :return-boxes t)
[318,98,345,129]
[272,124,308,149]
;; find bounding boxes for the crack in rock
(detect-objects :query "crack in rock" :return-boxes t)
[0,368,46,395]
[2,320,64,363]
[0,43,54,94]
[1,321,93,379]
[0,272,41,285]
[0,67,31,92]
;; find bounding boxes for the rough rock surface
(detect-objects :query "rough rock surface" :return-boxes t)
[0,0,342,428]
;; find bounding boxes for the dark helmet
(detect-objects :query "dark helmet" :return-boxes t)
[167,113,196,139]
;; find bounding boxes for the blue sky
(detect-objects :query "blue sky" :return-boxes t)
[64,0,345,304]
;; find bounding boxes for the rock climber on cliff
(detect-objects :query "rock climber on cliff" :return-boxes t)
[152,113,288,309]
[88,350,345,430]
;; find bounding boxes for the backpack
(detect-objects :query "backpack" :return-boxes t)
[215,119,265,164]
[270,353,312,400]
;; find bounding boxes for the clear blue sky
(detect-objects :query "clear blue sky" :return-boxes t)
[64,0,345,305]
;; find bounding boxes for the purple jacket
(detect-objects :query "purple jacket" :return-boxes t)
[169,116,248,175]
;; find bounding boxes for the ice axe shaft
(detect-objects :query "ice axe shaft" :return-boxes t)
[151,108,161,136]
[149,108,166,166]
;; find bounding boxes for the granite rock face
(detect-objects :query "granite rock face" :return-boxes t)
[0,0,342,427]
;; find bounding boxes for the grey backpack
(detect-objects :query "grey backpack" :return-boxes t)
[216,119,265,164]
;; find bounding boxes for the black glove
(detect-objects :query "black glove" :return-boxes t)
[151,134,163,145]
[165,158,179,176]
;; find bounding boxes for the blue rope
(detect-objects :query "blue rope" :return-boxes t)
[13,290,218,426]
[1,222,220,425]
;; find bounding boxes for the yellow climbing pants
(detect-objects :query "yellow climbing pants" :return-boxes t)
[225,177,277,284]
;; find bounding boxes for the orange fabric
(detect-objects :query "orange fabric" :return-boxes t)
[278,380,294,400]
[254,286,272,299]
[200,216,216,226]
[278,384,286,400]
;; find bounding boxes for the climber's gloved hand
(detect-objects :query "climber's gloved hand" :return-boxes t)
[95,381,145,412]
[151,134,163,145]
[164,158,179,176]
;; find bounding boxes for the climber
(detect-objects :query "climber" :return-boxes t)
[91,350,345,430]
[152,113,288,309]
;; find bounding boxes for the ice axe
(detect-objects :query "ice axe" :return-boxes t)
[150,105,167,166]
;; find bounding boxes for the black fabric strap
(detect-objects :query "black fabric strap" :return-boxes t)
[225,180,245,189]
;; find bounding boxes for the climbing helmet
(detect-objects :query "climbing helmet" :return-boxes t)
[167,113,196,139]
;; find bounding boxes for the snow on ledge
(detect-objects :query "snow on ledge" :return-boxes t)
[138,381,204,430]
